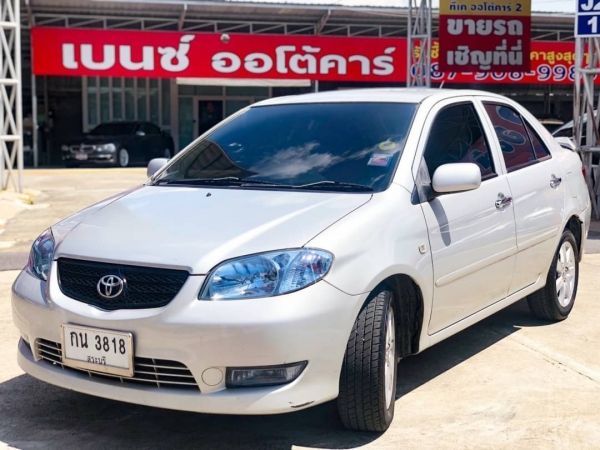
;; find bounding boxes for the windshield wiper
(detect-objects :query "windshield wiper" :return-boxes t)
[295,181,374,192]
[154,176,290,188]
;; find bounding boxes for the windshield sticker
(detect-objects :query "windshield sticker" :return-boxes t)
[377,140,401,153]
[367,153,393,167]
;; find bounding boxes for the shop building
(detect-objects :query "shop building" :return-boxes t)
[21,0,576,166]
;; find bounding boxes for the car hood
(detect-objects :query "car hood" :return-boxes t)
[54,186,371,274]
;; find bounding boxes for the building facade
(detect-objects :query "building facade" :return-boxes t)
[21,0,576,166]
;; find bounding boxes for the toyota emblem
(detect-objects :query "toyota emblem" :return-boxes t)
[97,275,125,299]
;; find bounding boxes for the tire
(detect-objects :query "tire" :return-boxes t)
[527,230,579,321]
[116,148,130,167]
[337,288,397,432]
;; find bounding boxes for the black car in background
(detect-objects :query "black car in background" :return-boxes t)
[62,121,174,167]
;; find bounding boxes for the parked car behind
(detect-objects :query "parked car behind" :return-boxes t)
[61,121,174,167]
[538,117,564,133]
[15,89,590,432]
[552,115,600,163]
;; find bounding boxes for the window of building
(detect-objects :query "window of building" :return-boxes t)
[483,103,550,172]
[423,102,496,180]
[83,77,171,133]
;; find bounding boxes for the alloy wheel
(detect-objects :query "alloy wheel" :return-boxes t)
[556,240,576,307]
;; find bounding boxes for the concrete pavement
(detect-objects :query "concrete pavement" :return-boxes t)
[1,168,600,449]
[0,168,147,270]
[1,258,600,449]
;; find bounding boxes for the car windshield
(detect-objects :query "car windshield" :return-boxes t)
[89,123,137,136]
[154,102,416,192]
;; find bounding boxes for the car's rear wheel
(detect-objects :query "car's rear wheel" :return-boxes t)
[117,148,130,167]
[527,230,579,321]
[337,288,397,432]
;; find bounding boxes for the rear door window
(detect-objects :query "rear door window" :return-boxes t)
[484,103,551,172]
[524,121,551,160]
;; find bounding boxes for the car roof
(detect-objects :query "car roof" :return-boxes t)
[94,121,141,126]
[253,88,509,107]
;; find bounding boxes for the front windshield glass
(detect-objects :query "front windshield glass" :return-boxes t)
[155,102,417,192]
[90,123,137,136]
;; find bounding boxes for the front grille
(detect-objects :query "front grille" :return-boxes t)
[57,258,189,310]
[36,339,199,390]
[70,144,95,153]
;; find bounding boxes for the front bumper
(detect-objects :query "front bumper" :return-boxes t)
[62,151,116,165]
[12,266,363,414]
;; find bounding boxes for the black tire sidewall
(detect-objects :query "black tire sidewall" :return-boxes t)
[380,300,397,426]
[337,288,398,432]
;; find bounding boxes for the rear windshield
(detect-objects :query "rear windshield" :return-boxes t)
[155,102,417,192]
[90,123,137,136]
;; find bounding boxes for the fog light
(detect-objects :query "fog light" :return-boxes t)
[226,361,307,388]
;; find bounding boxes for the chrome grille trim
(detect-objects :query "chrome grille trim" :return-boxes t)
[35,339,200,391]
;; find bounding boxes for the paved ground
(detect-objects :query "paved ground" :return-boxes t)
[1,168,600,449]
[0,168,147,270]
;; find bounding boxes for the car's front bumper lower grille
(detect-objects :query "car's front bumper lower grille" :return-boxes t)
[36,339,200,390]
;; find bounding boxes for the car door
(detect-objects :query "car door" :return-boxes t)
[415,99,518,334]
[480,100,564,294]
[145,123,165,158]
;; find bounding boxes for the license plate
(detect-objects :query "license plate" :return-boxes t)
[61,324,134,377]
[74,152,88,161]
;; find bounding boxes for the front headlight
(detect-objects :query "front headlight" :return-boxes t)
[26,228,55,281]
[200,249,333,300]
[97,143,116,152]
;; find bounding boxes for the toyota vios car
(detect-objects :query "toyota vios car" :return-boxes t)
[13,89,590,432]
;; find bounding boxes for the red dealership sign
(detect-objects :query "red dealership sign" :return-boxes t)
[31,27,577,85]
[439,0,531,73]
[31,27,404,82]
[429,40,576,85]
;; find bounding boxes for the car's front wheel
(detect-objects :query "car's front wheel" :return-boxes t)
[117,148,130,167]
[527,229,579,321]
[337,288,397,432]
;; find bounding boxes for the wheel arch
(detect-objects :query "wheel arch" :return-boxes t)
[564,214,584,261]
[369,274,425,357]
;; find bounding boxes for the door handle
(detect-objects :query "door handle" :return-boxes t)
[550,174,562,189]
[495,193,513,210]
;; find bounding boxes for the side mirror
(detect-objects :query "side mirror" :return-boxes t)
[136,130,146,137]
[147,158,169,178]
[432,163,481,194]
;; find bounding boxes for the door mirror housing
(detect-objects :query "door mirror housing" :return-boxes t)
[147,158,169,178]
[431,163,482,194]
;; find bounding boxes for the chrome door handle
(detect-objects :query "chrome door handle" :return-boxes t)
[550,174,562,188]
[495,193,513,210]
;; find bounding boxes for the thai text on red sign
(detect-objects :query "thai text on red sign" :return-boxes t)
[439,0,531,72]
[31,27,404,82]
[31,27,577,85]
